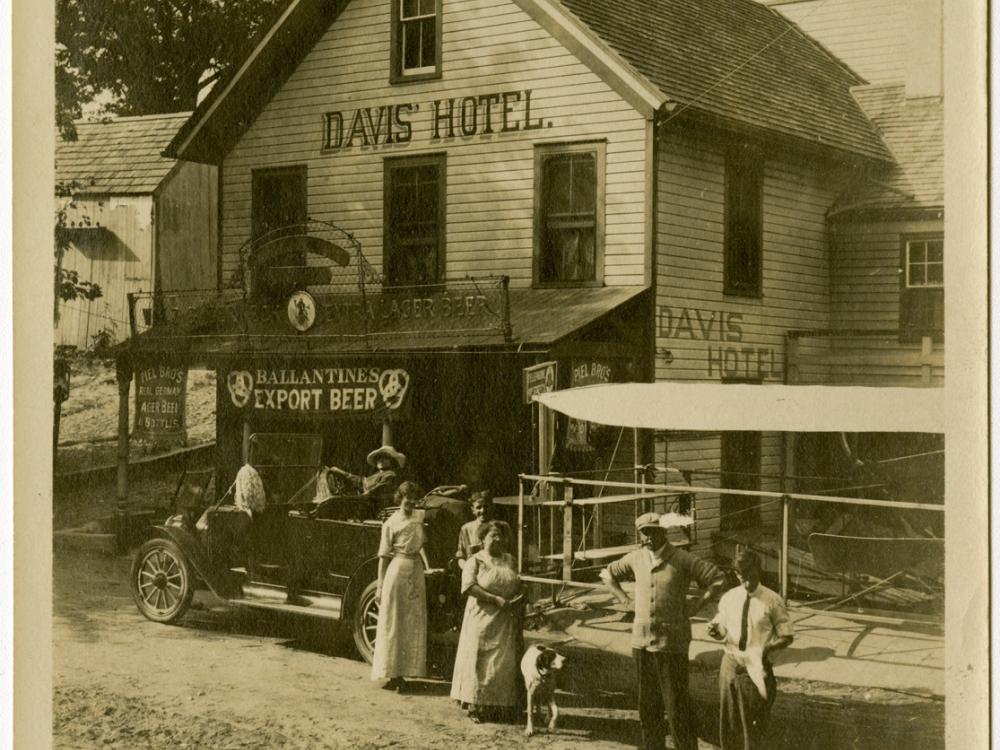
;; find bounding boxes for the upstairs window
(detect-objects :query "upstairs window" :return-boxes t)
[900,236,944,341]
[250,165,307,301]
[724,146,764,297]
[384,154,445,286]
[391,0,441,82]
[534,142,606,286]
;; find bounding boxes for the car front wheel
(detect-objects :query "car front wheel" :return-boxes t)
[351,580,379,664]
[130,538,194,624]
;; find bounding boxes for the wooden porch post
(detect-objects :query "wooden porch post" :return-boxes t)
[780,495,791,600]
[921,335,933,384]
[517,479,524,574]
[115,357,132,508]
[561,481,574,583]
[242,420,252,464]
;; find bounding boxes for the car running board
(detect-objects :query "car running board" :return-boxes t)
[228,581,343,621]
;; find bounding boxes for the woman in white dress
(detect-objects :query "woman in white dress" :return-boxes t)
[371,481,426,691]
[450,520,523,722]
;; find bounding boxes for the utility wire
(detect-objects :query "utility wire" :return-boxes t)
[659,0,834,127]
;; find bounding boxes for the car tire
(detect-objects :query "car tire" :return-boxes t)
[351,579,379,664]
[130,538,194,624]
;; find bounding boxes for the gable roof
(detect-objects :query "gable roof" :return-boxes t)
[56,112,193,194]
[830,85,943,213]
[554,0,891,162]
[167,0,891,165]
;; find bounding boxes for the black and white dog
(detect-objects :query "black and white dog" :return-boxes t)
[521,645,566,737]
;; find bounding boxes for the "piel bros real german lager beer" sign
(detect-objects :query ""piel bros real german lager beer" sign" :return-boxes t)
[134,364,188,442]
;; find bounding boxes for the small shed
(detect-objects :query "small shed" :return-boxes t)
[55,113,218,349]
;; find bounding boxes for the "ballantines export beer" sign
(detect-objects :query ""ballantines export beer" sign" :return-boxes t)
[322,89,551,151]
[225,365,412,418]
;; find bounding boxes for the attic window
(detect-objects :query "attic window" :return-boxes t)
[391,0,441,82]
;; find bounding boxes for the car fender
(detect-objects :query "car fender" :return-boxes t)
[148,525,240,600]
[341,555,380,619]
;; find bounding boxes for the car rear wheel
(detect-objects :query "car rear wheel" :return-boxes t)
[130,538,194,624]
[351,579,379,664]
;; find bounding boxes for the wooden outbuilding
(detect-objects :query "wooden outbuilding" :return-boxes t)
[55,113,218,349]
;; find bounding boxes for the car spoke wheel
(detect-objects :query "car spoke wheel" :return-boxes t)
[130,539,194,624]
[352,580,380,664]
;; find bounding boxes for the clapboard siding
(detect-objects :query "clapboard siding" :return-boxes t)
[654,131,843,385]
[766,0,907,85]
[156,161,218,294]
[652,129,844,548]
[221,0,649,288]
[55,196,154,348]
[829,218,942,330]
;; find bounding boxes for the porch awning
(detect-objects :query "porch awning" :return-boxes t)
[534,382,945,433]
[507,286,647,347]
[126,285,649,359]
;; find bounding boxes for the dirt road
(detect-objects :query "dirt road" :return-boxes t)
[54,546,709,749]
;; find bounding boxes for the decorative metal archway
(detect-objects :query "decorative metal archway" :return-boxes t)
[233,218,379,298]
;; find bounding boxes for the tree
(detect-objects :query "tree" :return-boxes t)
[56,0,286,117]
[54,179,104,325]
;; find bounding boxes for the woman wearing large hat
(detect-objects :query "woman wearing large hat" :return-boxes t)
[329,445,406,512]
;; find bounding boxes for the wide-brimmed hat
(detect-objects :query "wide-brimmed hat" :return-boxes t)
[367,445,406,469]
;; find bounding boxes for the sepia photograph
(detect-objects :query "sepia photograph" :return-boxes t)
[8,0,989,747]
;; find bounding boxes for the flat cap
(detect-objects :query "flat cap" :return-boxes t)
[635,512,661,531]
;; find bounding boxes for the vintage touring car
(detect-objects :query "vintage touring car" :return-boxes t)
[129,433,469,662]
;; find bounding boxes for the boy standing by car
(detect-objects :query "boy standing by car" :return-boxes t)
[455,490,512,570]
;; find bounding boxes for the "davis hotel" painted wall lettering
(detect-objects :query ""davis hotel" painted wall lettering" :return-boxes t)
[322,89,550,150]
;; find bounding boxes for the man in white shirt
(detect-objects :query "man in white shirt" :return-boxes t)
[708,550,794,750]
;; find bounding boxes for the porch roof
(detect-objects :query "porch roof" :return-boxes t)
[125,285,649,361]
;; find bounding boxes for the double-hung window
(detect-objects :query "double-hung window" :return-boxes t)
[384,154,445,287]
[900,235,944,340]
[723,146,764,297]
[391,0,441,82]
[250,165,308,301]
[534,142,606,285]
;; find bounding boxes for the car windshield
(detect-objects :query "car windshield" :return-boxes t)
[247,433,323,506]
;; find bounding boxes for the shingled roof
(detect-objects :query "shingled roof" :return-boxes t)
[831,84,943,212]
[556,0,891,162]
[166,0,891,165]
[56,112,192,194]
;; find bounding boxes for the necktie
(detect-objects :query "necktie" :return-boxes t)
[738,593,751,651]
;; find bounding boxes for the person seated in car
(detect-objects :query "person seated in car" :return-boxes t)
[328,445,405,512]
[456,490,513,570]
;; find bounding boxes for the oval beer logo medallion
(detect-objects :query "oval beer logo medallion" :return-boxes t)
[287,290,317,332]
